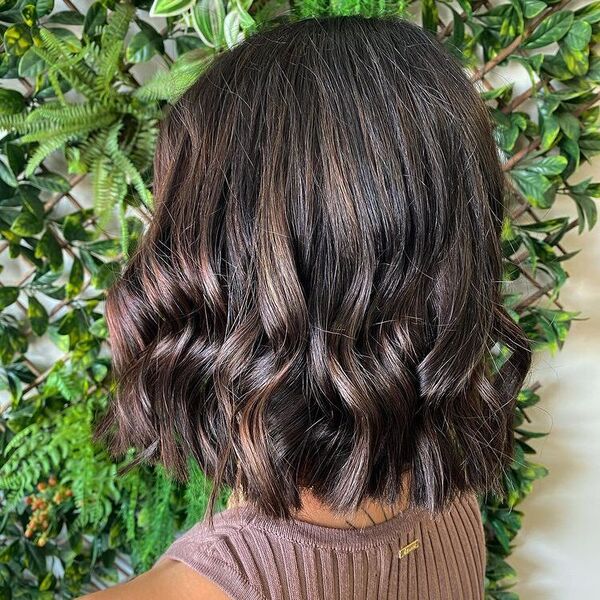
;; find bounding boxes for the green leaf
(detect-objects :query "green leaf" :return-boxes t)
[36,0,55,18]
[449,10,465,53]
[192,0,226,48]
[223,10,240,49]
[175,35,206,54]
[481,83,514,101]
[518,217,569,234]
[495,121,521,152]
[83,1,107,37]
[571,194,598,232]
[91,261,120,289]
[0,88,26,116]
[92,362,109,382]
[500,2,524,43]
[20,188,45,220]
[558,112,581,141]
[560,46,589,77]
[149,0,195,17]
[456,0,473,18]
[234,0,255,33]
[18,47,47,78]
[3,24,34,57]
[490,518,512,553]
[126,22,164,63]
[523,0,546,19]
[44,26,82,51]
[11,209,44,236]
[66,256,84,299]
[0,287,20,310]
[540,113,560,151]
[576,1,600,25]
[0,158,18,188]
[89,317,108,338]
[422,0,439,33]
[564,19,592,51]
[520,155,567,175]
[28,296,49,336]
[542,53,574,80]
[523,10,574,49]
[63,212,94,242]
[580,132,600,157]
[35,229,63,271]
[45,10,85,25]
[510,168,553,207]
[39,572,56,592]
[27,173,71,193]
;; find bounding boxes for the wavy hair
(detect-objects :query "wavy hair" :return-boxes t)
[96,15,532,519]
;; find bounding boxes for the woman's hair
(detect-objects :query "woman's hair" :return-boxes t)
[97,15,532,519]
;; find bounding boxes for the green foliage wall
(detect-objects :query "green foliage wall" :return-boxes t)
[0,0,598,597]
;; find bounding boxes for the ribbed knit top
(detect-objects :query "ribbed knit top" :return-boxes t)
[158,491,485,599]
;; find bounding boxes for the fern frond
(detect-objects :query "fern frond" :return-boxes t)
[118,468,146,543]
[26,102,109,127]
[183,459,212,529]
[131,466,176,571]
[295,0,329,18]
[94,42,123,100]
[0,111,30,132]
[293,0,407,18]
[34,29,98,96]
[104,125,153,210]
[35,26,74,65]
[24,133,77,177]
[89,3,136,101]
[92,154,128,228]
[133,52,212,104]
[101,2,136,50]
[127,118,159,172]
[20,112,117,145]
[114,148,153,211]
[47,69,67,104]
[0,104,84,137]
[0,420,67,509]
[78,127,112,165]
[42,400,120,529]
[82,39,102,64]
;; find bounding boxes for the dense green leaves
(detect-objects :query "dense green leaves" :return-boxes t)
[523,11,574,49]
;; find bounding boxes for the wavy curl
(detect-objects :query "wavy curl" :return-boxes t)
[96,16,532,519]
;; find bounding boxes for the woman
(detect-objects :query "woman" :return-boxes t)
[86,15,531,600]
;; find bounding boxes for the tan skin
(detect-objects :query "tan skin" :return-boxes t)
[80,473,412,600]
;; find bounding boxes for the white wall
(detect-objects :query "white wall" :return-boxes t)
[512,158,600,598]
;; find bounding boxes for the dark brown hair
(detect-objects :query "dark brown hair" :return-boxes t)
[97,15,532,519]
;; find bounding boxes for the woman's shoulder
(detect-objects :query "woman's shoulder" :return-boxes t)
[78,506,256,600]
[78,557,230,600]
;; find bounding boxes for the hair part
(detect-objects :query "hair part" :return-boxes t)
[96,15,532,520]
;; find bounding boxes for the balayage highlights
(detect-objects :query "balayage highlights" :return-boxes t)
[97,16,532,519]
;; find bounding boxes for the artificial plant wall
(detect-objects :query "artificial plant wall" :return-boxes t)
[0,0,598,597]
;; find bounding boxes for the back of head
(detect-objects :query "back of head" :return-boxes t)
[99,16,532,518]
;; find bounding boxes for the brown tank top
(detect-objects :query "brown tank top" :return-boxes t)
[158,491,485,599]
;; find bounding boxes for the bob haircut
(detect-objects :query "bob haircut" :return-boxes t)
[98,15,532,519]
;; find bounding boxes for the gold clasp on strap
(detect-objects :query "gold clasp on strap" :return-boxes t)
[399,539,420,559]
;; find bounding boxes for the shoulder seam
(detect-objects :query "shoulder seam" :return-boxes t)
[162,519,268,599]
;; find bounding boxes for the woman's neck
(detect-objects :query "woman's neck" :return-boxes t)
[227,471,412,529]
